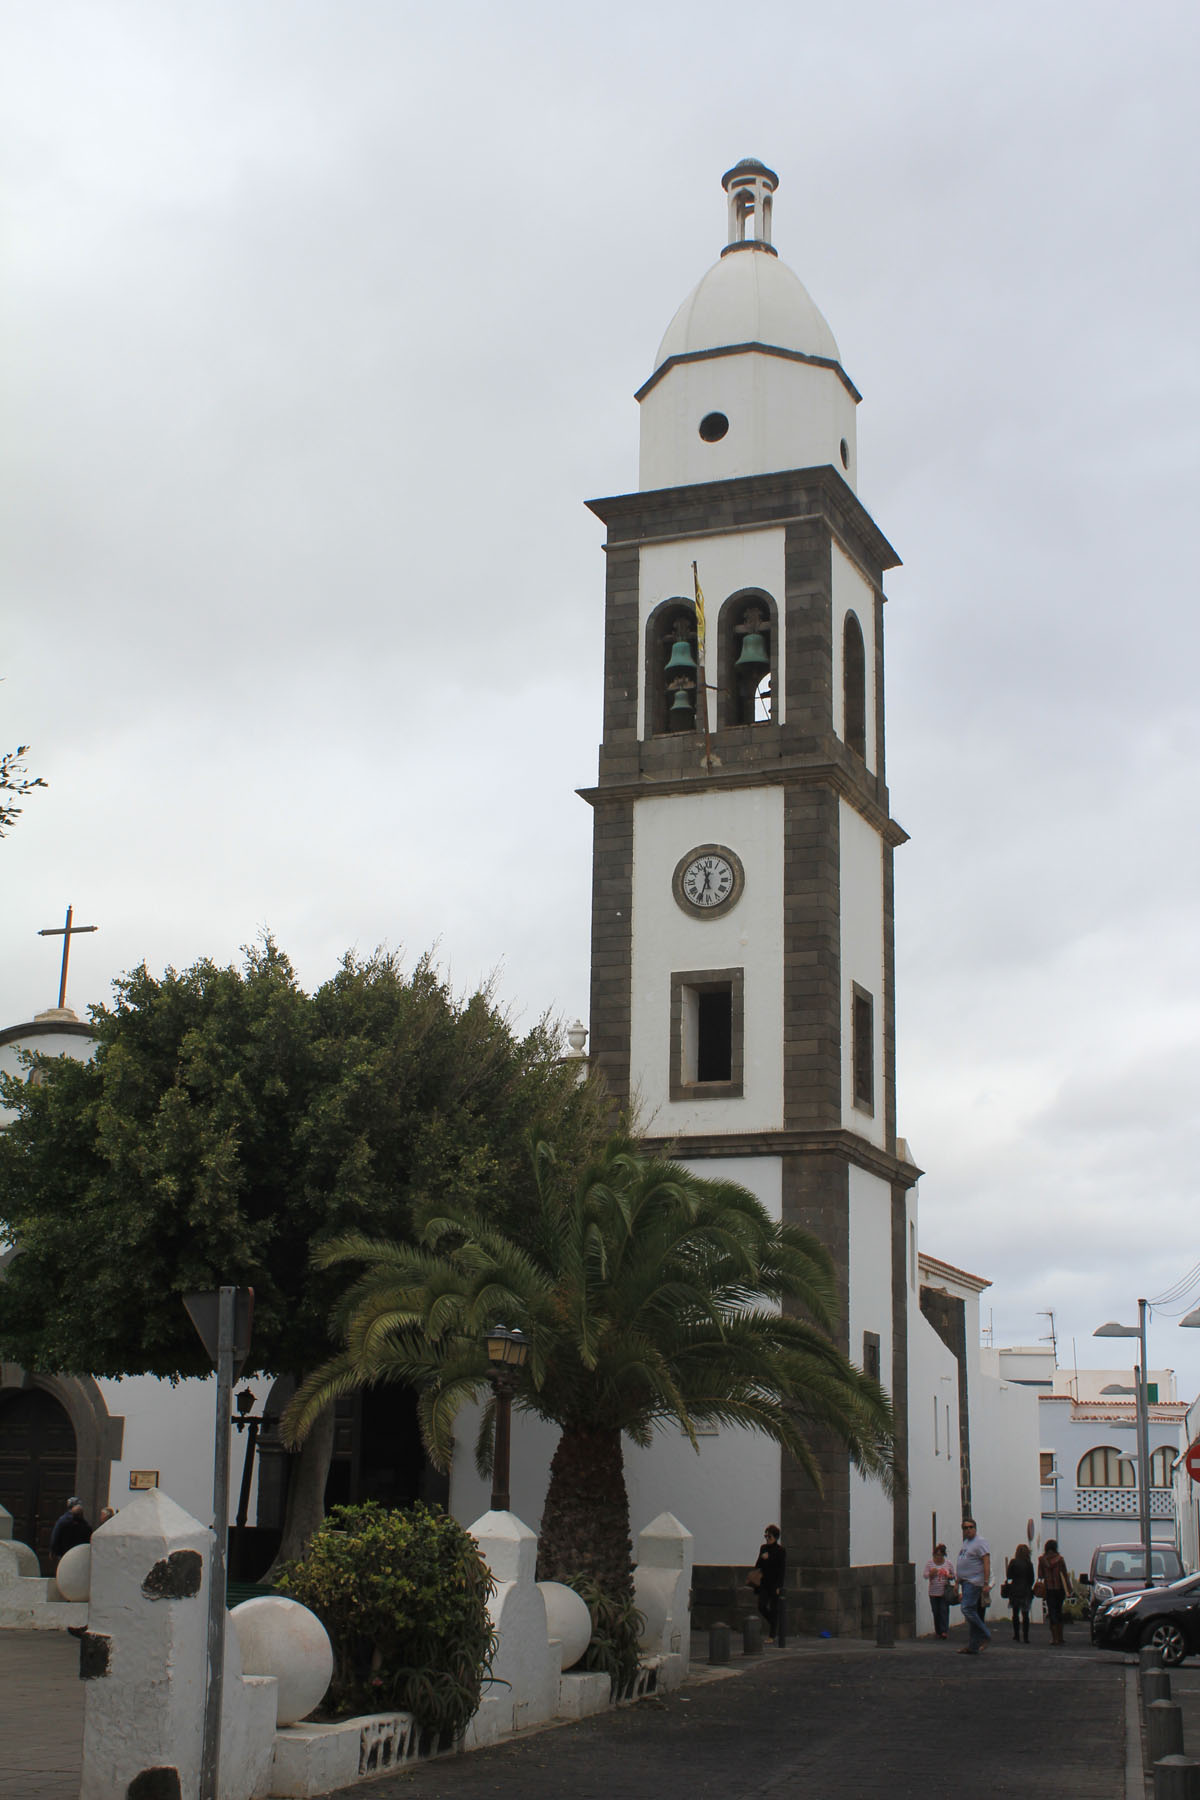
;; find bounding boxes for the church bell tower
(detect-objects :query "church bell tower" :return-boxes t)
[581,161,919,1634]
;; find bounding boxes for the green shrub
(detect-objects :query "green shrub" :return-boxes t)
[275,1501,496,1741]
[565,1575,644,1699]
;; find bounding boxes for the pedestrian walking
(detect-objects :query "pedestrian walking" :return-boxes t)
[750,1524,786,1644]
[1037,1538,1074,1645]
[955,1518,992,1655]
[923,1542,956,1639]
[1004,1543,1035,1642]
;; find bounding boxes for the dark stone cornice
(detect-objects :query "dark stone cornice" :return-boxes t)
[634,341,860,405]
[638,1126,923,1189]
[585,464,899,578]
[578,760,909,847]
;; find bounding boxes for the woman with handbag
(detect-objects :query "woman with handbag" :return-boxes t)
[1037,1538,1073,1644]
[1005,1543,1035,1642]
[751,1525,786,1643]
[922,1542,956,1639]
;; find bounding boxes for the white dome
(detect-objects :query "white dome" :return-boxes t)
[653,248,841,375]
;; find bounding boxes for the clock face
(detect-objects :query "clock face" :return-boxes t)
[672,845,744,918]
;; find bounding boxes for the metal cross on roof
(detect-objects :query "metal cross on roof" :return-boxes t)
[37,903,98,1011]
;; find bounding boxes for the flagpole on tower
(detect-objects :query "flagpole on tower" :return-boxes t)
[693,561,712,774]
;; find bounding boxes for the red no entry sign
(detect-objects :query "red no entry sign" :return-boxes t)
[1185,1441,1200,1485]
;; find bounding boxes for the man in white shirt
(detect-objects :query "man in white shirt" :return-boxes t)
[956,1518,992,1655]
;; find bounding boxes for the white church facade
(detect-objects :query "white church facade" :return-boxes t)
[1,162,1047,1636]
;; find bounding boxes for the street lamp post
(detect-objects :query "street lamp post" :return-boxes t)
[1095,1301,1153,1590]
[485,1324,530,1513]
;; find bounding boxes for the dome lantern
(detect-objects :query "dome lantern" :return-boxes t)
[721,158,779,256]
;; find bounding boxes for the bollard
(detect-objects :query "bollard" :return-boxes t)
[776,1593,788,1650]
[1154,1755,1200,1800]
[1148,1701,1186,1764]
[708,1622,731,1665]
[1142,1644,1167,1672]
[1144,1670,1173,1706]
[876,1610,895,1648]
[742,1614,763,1656]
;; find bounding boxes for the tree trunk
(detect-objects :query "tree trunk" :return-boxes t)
[536,1424,633,1599]
[261,1400,335,1582]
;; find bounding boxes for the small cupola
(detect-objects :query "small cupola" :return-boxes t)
[721,158,779,256]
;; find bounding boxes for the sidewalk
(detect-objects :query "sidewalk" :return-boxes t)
[2,1620,1190,1800]
[0,1628,83,1800]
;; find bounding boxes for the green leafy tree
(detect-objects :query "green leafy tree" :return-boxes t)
[0,941,605,1561]
[0,744,46,837]
[284,1136,899,1601]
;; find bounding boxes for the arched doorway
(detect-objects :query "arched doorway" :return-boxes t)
[0,1387,77,1568]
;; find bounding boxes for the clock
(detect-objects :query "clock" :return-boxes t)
[672,844,745,918]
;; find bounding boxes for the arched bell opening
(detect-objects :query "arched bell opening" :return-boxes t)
[717,590,778,728]
[645,599,699,736]
[843,611,867,760]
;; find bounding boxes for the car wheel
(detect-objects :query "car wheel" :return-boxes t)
[1141,1620,1187,1667]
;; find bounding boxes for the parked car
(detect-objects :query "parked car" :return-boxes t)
[1091,1573,1200,1665]
[1083,1543,1185,1615]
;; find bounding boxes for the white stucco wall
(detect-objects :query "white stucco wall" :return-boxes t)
[847,1164,893,1567]
[639,354,857,493]
[629,787,784,1136]
[638,529,786,738]
[838,799,885,1149]
[98,1373,270,1529]
[907,1315,963,1636]
[967,1372,1041,1578]
[830,542,877,771]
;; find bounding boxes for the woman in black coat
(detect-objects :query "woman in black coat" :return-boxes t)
[753,1525,787,1643]
[1005,1543,1035,1642]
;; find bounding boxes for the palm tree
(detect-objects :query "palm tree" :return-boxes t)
[283,1135,898,1598]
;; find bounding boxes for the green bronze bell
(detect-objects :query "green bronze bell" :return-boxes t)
[734,631,769,674]
[668,686,695,722]
[664,636,698,674]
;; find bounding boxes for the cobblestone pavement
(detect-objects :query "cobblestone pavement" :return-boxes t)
[334,1634,1130,1800]
[0,1628,83,1800]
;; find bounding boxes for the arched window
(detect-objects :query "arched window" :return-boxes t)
[843,612,867,760]
[644,600,698,737]
[1077,1446,1135,1488]
[1150,1447,1173,1488]
[717,590,778,728]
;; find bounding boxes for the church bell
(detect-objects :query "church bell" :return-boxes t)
[734,631,769,675]
[664,636,698,674]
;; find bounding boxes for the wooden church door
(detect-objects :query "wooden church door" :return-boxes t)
[0,1388,78,1568]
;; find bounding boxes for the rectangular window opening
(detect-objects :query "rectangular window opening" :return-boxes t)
[862,1330,881,1384]
[852,984,874,1115]
[670,968,744,1101]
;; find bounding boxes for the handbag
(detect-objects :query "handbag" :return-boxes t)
[1000,1581,1011,1599]
[945,1581,960,1605]
[1033,1579,1046,1599]
[747,1567,763,1589]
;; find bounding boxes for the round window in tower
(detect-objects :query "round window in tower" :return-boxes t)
[839,438,850,469]
[699,412,729,443]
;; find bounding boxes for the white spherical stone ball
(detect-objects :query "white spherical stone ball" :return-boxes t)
[230,1596,333,1725]
[0,1538,40,1583]
[537,1581,592,1671]
[54,1543,91,1602]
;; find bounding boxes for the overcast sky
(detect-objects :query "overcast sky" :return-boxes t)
[4,1,1199,1396]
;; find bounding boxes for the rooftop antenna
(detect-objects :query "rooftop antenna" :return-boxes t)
[1037,1309,1059,1368]
[981,1308,994,1348]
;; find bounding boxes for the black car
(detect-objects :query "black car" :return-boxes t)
[1091,1572,1200,1665]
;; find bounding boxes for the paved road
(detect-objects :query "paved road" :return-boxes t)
[0,1624,1164,1800]
[334,1634,1130,1800]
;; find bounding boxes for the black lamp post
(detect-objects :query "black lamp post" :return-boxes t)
[485,1323,530,1513]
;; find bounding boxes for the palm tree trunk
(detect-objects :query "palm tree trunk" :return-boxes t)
[536,1424,633,1599]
